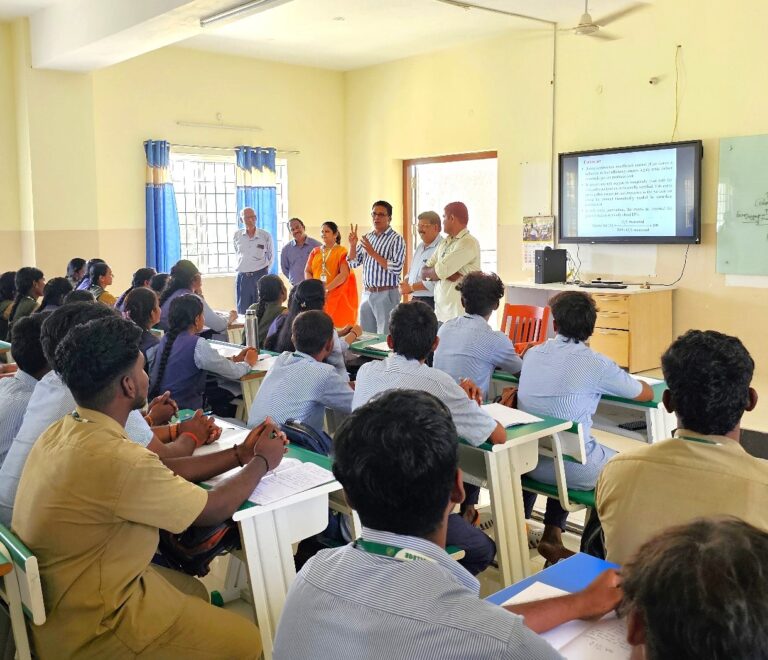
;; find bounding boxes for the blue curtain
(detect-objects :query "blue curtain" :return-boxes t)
[235,146,278,274]
[144,140,181,272]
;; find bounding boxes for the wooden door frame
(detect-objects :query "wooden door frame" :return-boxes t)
[401,151,498,270]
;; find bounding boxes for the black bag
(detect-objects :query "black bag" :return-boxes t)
[281,419,333,456]
[158,521,240,577]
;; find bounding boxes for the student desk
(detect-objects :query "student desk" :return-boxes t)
[459,416,571,585]
[0,554,10,577]
[491,371,675,444]
[198,425,340,660]
[207,340,279,419]
[214,311,245,344]
[348,334,573,583]
[347,333,389,359]
[486,552,618,605]
[0,340,10,357]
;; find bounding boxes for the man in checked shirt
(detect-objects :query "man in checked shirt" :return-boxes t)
[348,200,406,334]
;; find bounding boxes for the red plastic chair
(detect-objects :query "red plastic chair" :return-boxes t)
[500,304,550,355]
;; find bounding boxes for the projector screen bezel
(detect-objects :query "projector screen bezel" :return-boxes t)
[557,139,703,245]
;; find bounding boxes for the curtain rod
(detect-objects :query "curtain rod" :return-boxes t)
[171,142,300,155]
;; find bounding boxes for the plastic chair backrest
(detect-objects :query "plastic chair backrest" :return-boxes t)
[500,304,550,353]
[0,523,45,626]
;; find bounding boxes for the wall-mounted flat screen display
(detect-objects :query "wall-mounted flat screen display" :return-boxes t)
[558,140,702,244]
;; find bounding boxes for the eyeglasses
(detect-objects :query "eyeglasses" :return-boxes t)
[371,212,389,218]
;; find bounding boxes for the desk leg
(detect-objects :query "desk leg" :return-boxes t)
[485,445,536,586]
[237,496,332,660]
[647,406,675,443]
[240,378,262,422]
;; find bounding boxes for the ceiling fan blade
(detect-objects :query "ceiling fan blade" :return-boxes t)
[590,30,619,41]
[595,3,649,27]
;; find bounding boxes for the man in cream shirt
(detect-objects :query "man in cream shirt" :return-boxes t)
[420,201,481,323]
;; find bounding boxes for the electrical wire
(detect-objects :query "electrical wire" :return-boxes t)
[670,45,682,141]
[653,243,691,286]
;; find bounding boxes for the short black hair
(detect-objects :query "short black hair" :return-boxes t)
[333,390,458,536]
[288,217,305,229]
[372,200,393,217]
[622,517,768,660]
[389,301,437,361]
[292,310,334,355]
[150,273,169,294]
[662,330,754,435]
[63,289,95,304]
[9,314,48,375]
[457,271,504,316]
[41,301,116,366]
[56,316,143,409]
[549,290,596,342]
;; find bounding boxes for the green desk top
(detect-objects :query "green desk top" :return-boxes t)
[348,334,389,358]
[492,370,667,409]
[0,340,10,351]
[462,414,572,451]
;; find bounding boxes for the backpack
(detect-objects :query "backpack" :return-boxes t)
[281,419,333,456]
[158,521,240,577]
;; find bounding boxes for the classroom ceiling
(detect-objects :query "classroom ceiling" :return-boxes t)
[1,0,651,71]
[184,0,651,70]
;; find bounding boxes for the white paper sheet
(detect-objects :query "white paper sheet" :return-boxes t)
[481,403,543,427]
[211,343,242,358]
[501,582,629,657]
[560,614,630,659]
[365,341,392,353]
[633,375,662,385]
[249,462,335,505]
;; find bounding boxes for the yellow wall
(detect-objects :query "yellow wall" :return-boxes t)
[345,0,768,430]
[0,23,21,260]
[2,24,346,310]
[3,1,768,428]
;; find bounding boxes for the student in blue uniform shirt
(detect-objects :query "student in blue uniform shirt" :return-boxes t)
[354,301,505,574]
[273,389,622,660]
[517,290,653,565]
[434,271,522,399]
[248,310,353,433]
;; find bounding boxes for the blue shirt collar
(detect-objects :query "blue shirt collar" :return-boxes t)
[360,526,479,592]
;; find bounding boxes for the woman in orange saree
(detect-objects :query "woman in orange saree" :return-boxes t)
[304,221,358,327]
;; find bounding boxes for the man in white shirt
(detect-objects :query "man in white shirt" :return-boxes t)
[398,210,443,309]
[421,201,481,323]
[233,207,274,313]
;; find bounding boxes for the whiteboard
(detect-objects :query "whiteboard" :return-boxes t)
[716,134,768,275]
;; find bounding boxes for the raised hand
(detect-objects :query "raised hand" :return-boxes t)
[348,223,359,246]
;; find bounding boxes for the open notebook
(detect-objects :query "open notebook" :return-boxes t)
[481,403,542,427]
[502,582,630,659]
[199,425,335,506]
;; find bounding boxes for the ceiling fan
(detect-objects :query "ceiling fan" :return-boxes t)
[563,0,648,40]
[434,0,649,40]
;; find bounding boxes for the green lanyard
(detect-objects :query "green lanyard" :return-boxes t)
[354,539,435,563]
[676,434,720,446]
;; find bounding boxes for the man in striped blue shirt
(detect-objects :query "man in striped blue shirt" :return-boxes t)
[348,200,405,334]
[0,314,50,468]
[518,290,653,565]
[273,390,622,660]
